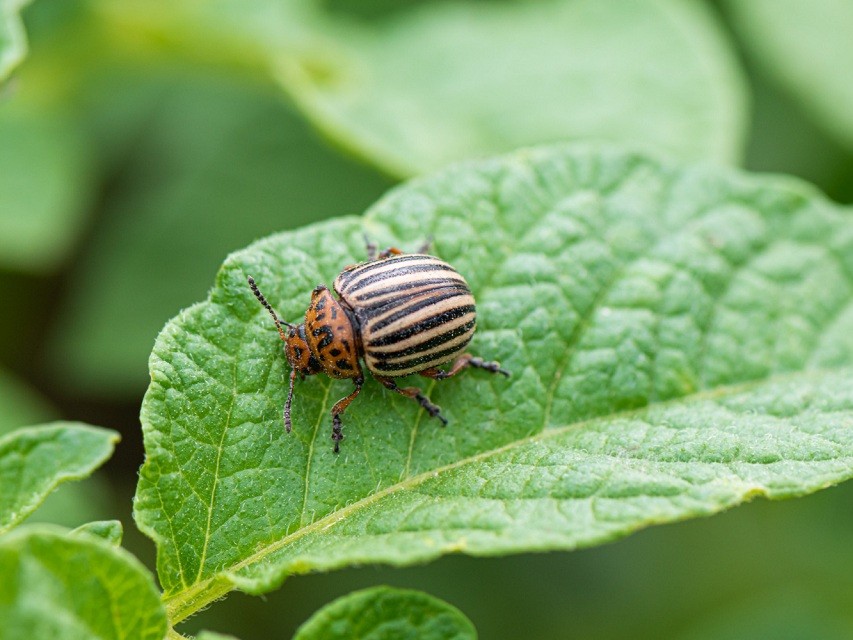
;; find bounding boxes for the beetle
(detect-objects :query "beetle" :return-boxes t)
[247,240,509,453]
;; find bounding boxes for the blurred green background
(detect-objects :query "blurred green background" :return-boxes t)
[2,0,852,638]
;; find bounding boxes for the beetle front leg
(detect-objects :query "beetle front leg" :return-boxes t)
[374,376,448,425]
[419,353,511,381]
[330,376,364,453]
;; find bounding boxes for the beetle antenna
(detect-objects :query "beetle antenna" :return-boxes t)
[284,369,296,433]
[247,275,294,341]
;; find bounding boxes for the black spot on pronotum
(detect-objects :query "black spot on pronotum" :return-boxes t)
[312,325,334,350]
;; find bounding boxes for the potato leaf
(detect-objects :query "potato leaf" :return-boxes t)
[134,145,853,624]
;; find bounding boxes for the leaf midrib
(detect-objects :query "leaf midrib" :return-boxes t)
[162,367,842,624]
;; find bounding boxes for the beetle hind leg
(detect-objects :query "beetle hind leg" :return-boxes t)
[375,376,448,426]
[330,376,364,453]
[419,353,511,381]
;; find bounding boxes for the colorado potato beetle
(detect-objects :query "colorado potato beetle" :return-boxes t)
[248,241,509,453]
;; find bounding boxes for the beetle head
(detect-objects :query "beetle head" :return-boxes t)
[248,275,321,433]
[284,324,322,377]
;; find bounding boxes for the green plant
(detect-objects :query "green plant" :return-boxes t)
[3,1,853,639]
[3,144,852,638]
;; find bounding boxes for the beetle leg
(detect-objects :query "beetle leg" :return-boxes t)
[416,236,433,254]
[330,376,364,453]
[374,376,448,426]
[377,247,404,260]
[364,236,403,261]
[419,353,511,380]
[365,236,378,261]
[365,236,432,260]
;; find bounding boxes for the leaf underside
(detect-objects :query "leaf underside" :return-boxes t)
[134,145,853,621]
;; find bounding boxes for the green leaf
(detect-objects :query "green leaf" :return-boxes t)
[0,0,30,82]
[293,586,476,640]
[71,520,123,546]
[0,374,114,529]
[0,422,119,534]
[97,0,747,176]
[281,0,748,174]
[0,525,167,639]
[196,633,240,640]
[725,0,853,152]
[134,145,853,623]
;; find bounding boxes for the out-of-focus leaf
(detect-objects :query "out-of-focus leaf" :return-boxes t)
[48,68,391,397]
[0,372,112,529]
[0,0,30,81]
[0,525,167,639]
[133,145,853,624]
[0,368,53,434]
[293,586,476,640]
[0,100,92,272]
[281,0,748,174]
[197,632,240,640]
[0,422,118,534]
[71,520,123,546]
[96,0,747,176]
[740,68,853,205]
[725,0,853,152]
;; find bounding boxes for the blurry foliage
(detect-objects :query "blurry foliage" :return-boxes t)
[0,0,31,82]
[47,70,391,396]
[0,0,852,638]
[725,0,853,153]
[96,0,749,174]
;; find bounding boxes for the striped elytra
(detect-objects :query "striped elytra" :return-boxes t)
[248,244,509,453]
[334,254,477,377]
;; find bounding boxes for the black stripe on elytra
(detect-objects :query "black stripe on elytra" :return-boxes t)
[339,254,431,280]
[312,325,334,350]
[371,342,472,372]
[355,275,468,302]
[356,283,471,320]
[370,318,476,360]
[368,288,471,332]
[354,275,465,298]
[343,262,456,294]
[367,305,476,347]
